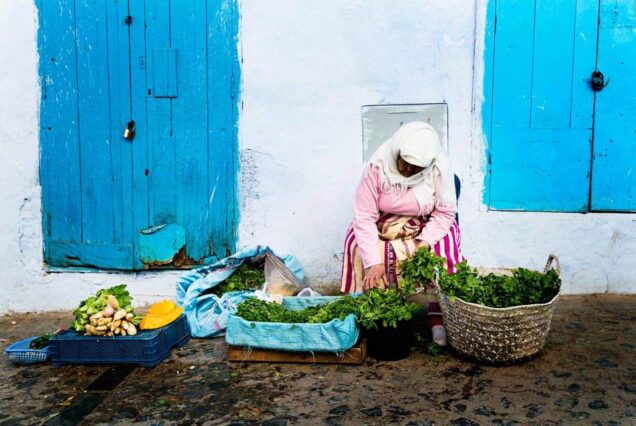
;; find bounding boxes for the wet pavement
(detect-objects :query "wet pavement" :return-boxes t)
[0,295,635,425]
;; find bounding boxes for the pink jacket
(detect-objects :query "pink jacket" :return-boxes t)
[353,166,456,268]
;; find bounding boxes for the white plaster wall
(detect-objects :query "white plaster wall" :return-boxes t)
[0,0,633,313]
[238,0,479,286]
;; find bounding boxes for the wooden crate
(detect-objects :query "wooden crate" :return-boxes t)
[227,339,367,364]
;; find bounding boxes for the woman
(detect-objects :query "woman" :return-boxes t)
[340,121,464,345]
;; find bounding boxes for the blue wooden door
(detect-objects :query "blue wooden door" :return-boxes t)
[38,0,239,270]
[39,0,135,269]
[485,0,598,212]
[590,0,636,211]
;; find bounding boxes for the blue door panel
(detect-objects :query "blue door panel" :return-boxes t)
[486,0,597,212]
[39,0,134,269]
[152,48,178,98]
[207,0,241,259]
[490,127,591,211]
[591,0,636,211]
[171,0,211,261]
[38,0,83,247]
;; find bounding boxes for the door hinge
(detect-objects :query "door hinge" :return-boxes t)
[125,15,133,25]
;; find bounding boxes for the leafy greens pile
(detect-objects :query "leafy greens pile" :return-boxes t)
[72,285,135,332]
[235,288,420,330]
[399,248,561,308]
[438,262,561,308]
[212,263,265,296]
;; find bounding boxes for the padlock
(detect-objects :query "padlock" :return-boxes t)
[123,120,136,140]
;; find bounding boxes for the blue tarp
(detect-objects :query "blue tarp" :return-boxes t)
[176,246,304,338]
[225,296,360,353]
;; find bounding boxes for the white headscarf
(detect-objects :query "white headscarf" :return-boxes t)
[368,121,455,209]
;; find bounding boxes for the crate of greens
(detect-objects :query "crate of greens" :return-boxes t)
[226,296,360,353]
[432,254,561,364]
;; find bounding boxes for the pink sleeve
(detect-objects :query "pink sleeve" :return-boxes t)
[416,204,456,247]
[352,166,382,268]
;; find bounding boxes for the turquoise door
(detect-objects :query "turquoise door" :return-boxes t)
[38,0,239,270]
[484,0,636,212]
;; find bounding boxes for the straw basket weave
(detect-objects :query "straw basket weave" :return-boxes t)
[435,255,561,364]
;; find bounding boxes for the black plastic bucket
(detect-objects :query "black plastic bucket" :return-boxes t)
[364,320,411,361]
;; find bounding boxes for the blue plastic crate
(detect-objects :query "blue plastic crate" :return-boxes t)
[48,315,190,368]
[5,336,51,365]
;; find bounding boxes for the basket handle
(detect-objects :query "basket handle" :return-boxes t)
[543,254,561,275]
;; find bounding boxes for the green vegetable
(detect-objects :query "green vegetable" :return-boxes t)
[355,287,420,330]
[235,296,358,324]
[212,263,265,296]
[399,249,561,308]
[437,262,560,308]
[400,248,444,287]
[72,285,135,332]
[235,289,419,331]
[29,331,61,349]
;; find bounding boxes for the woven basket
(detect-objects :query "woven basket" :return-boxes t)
[435,255,561,364]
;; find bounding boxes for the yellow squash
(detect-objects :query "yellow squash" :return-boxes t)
[140,300,184,330]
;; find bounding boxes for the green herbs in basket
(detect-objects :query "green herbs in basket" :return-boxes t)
[212,263,265,296]
[399,248,561,308]
[438,261,561,308]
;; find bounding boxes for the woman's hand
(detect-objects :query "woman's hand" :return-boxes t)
[417,240,431,250]
[363,264,387,290]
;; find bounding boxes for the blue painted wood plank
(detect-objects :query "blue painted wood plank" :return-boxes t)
[171,0,209,260]
[38,0,83,247]
[570,0,599,128]
[129,0,151,269]
[48,241,134,270]
[489,126,591,211]
[145,0,177,230]
[482,0,497,207]
[107,0,134,245]
[75,0,117,244]
[492,0,536,127]
[531,0,577,128]
[152,47,178,98]
[207,0,240,258]
[591,0,636,211]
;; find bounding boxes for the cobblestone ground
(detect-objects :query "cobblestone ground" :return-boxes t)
[0,295,635,425]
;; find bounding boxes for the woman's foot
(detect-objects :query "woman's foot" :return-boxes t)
[432,324,447,347]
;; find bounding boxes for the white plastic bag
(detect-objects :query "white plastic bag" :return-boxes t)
[264,252,305,296]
